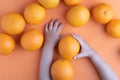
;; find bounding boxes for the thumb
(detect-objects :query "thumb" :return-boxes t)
[74,52,88,60]
[58,34,66,40]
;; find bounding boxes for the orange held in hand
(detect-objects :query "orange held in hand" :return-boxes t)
[64,0,81,6]
[20,29,44,51]
[24,3,46,25]
[106,19,120,38]
[58,35,80,60]
[1,12,25,35]
[66,5,90,27]
[92,3,114,24]
[0,33,15,55]
[37,0,60,9]
[51,59,74,80]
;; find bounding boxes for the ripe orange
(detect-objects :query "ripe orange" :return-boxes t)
[0,33,15,55]
[24,3,46,25]
[51,59,74,80]
[1,12,25,35]
[106,19,120,38]
[92,3,114,24]
[58,35,80,60]
[20,29,44,51]
[66,5,90,27]
[37,0,60,8]
[64,0,81,6]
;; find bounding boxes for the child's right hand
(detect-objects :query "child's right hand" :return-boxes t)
[72,34,96,59]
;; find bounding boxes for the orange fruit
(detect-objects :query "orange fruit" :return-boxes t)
[66,5,90,27]
[21,29,44,51]
[24,3,46,25]
[92,3,114,24]
[51,59,74,80]
[64,0,81,6]
[58,35,80,60]
[1,12,25,35]
[106,19,120,38]
[37,0,60,8]
[0,33,15,55]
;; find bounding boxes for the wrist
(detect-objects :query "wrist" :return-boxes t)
[44,41,56,48]
[88,50,97,58]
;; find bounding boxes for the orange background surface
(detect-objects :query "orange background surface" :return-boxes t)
[0,0,120,80]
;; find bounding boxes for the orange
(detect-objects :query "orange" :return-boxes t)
[66,5,90,27]
[0,33,15,55]
[37,0,60,8]
[64,0,81,6]
[51,59,74,80]
[1,12,25,35]
[58,35,80,60]
[20,29,44,51]
[24,3,46,25]
[106,19,120,38]
[92,3,114,24]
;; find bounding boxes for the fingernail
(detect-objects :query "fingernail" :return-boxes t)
[51,19,54,22]
[57,19,60,22]
[74,57,76,60]
[46,23,48,26]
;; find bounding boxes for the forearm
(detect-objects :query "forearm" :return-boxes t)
[39,43,55,80]
[39,19,63,80]
[89,51,118,80]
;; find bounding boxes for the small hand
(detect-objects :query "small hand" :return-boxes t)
[45,19,64,47]
[72,34,95,59]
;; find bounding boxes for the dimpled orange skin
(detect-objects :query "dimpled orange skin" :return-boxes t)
[20,29,44,51]
[66,5,90,27]
[1,12,25,35]
[37,0,60,9]
[58,35,80,60]
[24,3,46,25]
[92,3,114,24]
[106,20,120,38]
[0,33,15,55]
[64,0,81,6]
[51,59,74,80]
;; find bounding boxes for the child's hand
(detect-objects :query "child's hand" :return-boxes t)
[72,34,95,59]
[45,19,64,47]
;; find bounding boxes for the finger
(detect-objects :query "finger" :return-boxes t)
[57,23,64,33]
[72,34,86,46]
[72,34,84,41]
[53,19,60,30]
[45,23,49,32]
[49,19,54,31]
[74,52,87,60]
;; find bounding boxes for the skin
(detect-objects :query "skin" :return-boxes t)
[72,34,118,80]
[39,19,118,80]
[40,19,63,80]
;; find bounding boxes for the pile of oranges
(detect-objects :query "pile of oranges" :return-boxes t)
[0,0,120,80]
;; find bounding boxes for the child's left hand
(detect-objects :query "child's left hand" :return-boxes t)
[72,34,95,59]
[44,19,64,47]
